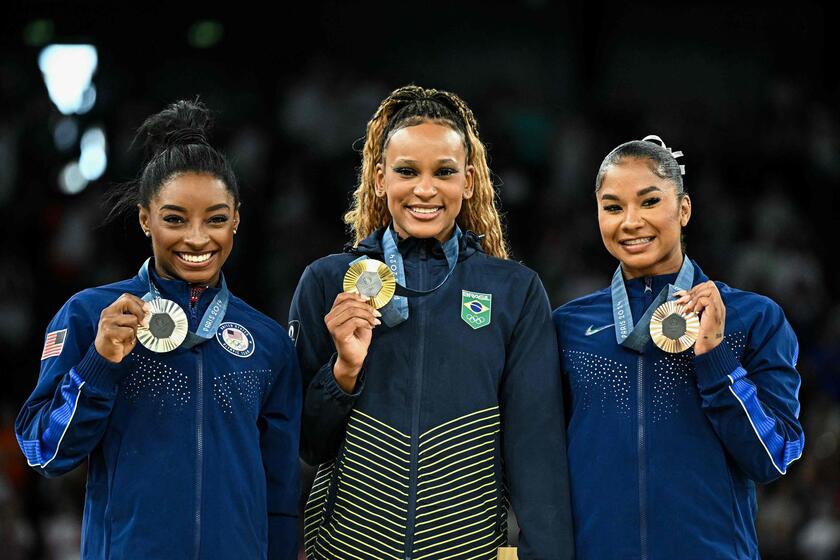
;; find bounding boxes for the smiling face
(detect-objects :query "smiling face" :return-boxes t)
[375,121,474,242]
[597,157,691,279]
[138,172,239,286]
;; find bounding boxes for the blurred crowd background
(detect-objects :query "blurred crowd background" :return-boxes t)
[2,2,838,559]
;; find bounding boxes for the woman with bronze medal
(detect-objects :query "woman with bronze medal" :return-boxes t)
[552,136,805,559]
[15,100,301,559]
[289,86,573,560]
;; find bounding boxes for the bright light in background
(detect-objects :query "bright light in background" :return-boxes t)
[79,85,97,114]
[79,127,107,181]
[38,44,98,115]
[59,162,88,194]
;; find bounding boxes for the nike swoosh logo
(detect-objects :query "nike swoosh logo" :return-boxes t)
[585,324,614,336]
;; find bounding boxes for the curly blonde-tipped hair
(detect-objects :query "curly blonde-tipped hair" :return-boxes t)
[344,85,508,259]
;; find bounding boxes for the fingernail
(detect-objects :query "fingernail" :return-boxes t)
[373,310,382,317]
[374,319,381,326]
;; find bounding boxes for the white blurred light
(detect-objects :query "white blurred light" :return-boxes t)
[80,126,105,150]
[78,85,97,114]
[79,126,107,181]
[38,44,98,115]
[53,117,78,151]
[59,162,88,194]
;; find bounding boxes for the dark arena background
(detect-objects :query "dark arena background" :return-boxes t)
[2,2,838,559]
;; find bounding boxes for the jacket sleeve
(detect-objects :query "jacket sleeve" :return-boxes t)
[501,273,574,560]
[693,295,804,484]
[289,264,365,466]
[261,333,303,560]
[15,294,129,478]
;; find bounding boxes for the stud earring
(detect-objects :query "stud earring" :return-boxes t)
[144,230,150,237]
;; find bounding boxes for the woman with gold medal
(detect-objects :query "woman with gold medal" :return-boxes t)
[552,136,805,559]
[15,100,301,559]
[289,85,573,560]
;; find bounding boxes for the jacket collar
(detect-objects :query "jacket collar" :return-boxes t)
[346,225,483,262]
[140,258,225,309]
[623,258,708,298]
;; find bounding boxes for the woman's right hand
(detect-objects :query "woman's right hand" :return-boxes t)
[325,292,381,392]
[94,294,149,364]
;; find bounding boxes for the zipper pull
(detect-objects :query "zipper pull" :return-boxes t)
[644,277,652,293]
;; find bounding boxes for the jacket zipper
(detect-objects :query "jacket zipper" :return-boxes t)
[405,244,429,560]
[638,276,652,560]
[637,354,647,560]
[190,302,204,560]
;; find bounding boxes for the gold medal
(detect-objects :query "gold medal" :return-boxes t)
[650,300,700,353]
[343,259,396,309]
[136,298,189,353]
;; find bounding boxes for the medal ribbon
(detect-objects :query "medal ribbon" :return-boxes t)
[611,255,694,353]
[138,258,230,349]
[351,225,461,327]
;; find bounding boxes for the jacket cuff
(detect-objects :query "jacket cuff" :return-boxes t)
[315,353,365,404]
[693,341,742,388]
[76,344,129,394]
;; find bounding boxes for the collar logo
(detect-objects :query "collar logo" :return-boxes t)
[216,322,255,357]
[461,290,492,330]
[287,320,300,347]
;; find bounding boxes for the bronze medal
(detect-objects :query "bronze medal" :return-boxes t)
[649,300,700,353]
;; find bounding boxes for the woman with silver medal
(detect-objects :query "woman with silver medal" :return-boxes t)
[290,86,573,560]
[552,136,805,559]
[15,100,301,559]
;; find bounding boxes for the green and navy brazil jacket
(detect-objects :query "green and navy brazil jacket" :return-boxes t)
[553,260,804,560]
[15,264,302,559]
[289,227,574,560]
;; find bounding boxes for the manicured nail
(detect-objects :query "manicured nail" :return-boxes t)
[374,319,381,326]
[373,309,382,317]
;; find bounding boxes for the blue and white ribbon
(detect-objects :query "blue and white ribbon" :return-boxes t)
[610,255,694,353]
[138,258,229,349]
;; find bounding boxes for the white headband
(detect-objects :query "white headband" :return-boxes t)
[642,134,685,176]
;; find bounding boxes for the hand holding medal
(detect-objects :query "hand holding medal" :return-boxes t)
[674,281,726,355]
[325,261,392,392]
[94,294,150,363]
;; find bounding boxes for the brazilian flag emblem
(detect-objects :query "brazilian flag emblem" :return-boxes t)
[461,290,492,329]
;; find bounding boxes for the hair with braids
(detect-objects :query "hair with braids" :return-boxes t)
[344,85,508,259]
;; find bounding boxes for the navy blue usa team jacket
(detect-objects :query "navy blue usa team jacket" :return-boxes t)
[15,264,301,559]
[289,227,574,560]
[553,260,804,560]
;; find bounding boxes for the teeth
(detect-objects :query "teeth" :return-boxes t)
[410,207,441,214]
[623,238,653,246]
[180,253,212,263]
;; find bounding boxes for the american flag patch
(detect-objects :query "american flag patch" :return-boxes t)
[41,329,67,360]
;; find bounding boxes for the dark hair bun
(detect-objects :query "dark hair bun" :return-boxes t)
[136,99,213,161]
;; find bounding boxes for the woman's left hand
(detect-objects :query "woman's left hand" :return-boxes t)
[675,281,726,355]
